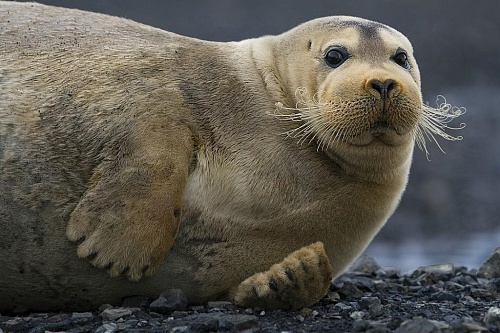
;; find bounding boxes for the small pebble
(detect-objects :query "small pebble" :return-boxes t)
[484,307,500,326]
[350,311,365,320]
[100,308,133,321]
[150,289,188,315]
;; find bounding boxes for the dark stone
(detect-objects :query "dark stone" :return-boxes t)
[443,281,465,291]
[337,274,374,288]
[333,302,353,312]
[486,278,500,295]
[220,314,259,331]
[186,314,220,332]
[95,322,118,333]
[387,317,404,330]
[442,314,461,326]
[100,308,133,321]
[412,264,455,282]
[28,315,73,333]
[359,297,381,310]
[337,282,364,300]
[121,296,151,308]
[430,291,459,302]
[477,247,500,279]
[452,275,480,287]
[0,318,29,332]
[70,312,95,325]
[368,304,384,318]
[352,319,387,332]
[395,317,451,333]
[374,281,408,292]
[468,288,491,299]
[352,319,371,331]
[150,289,188,315]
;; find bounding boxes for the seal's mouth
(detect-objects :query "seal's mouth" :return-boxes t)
[271,88,465,157]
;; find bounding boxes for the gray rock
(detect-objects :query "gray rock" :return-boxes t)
[122,295,151,308]
[220,314,259,331]
[206,301,234,310]
[412,264,455,281]
[368,304,384,318]
[487,278,500,296]
[376,266,401,278]
[484,307,500,326]
[387,317,405,330]
[99,304,113,312]
[352,319,387,332]
[337,282,364,299]
[430,291,459,302]
[95,322,119,333]
[349,255,381,275]
[468,288,491,298]
[350,311,366,320]
[374,281,408,292]
[71,312,95,325]
[454,319,489,332]
[150,289,188,315]
[442,314,461,326]
[451,274,480,287]
[100,308,133,321]
[477,247,500,279]
[395,317,451,333]
[443,281,465,291]
[352,319,370,331]
[0,318,29,332]
[334,302,353,312]
[359,297,381,310]
[186,314,220,332]
[170,326,191,333]
[125,319,139,326]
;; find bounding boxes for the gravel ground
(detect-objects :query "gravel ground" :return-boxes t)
[1,248,499,333]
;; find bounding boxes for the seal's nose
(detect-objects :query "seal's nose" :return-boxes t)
[369,79,395,100]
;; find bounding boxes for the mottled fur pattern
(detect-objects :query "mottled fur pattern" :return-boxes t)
[0,2,457,312]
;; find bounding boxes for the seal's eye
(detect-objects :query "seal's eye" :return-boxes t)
[392,50,410,70]
[324,47,349,68]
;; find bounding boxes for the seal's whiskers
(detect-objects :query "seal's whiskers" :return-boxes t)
[273,89,465,156]
[415,96,466,158]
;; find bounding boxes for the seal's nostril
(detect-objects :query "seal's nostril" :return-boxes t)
[369,79,395,98]
[385,79,395,93]
[370,79,384,95]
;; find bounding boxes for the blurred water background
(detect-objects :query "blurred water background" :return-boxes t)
[20,0,500,271]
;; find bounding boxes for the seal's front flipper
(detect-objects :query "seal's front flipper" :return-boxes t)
[66,121,194,281]
[232,242,333,309]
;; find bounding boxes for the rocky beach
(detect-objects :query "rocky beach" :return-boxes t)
[1,248,499,333]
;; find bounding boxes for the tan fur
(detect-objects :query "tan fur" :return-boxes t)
[0,2,429,311]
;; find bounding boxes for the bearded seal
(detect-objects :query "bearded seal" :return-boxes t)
[0,1,464,312]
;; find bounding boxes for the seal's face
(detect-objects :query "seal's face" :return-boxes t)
[274,17,422,157]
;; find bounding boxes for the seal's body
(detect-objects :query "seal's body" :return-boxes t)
[1,2,433,312]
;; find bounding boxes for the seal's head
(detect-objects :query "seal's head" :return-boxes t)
[267,16,463,181]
